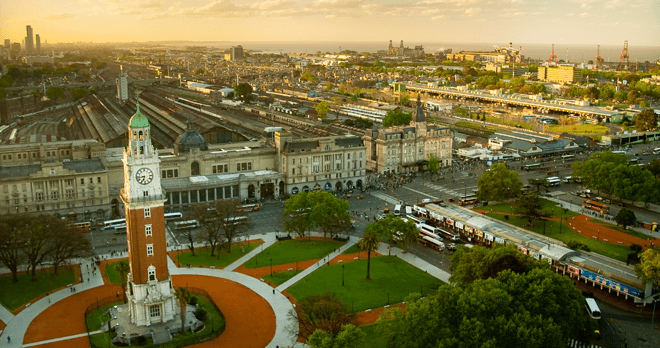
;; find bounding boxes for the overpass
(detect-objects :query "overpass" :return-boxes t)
[405,84,623,120]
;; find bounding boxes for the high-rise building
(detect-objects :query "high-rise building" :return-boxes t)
[121,106,177,326]
[3,39,9,49]
[537,65,580,84]
[26,25,34,55]
[116,66,129,102]
[230,45,244,61]
[35,34,41,55]
[11,43,20,57]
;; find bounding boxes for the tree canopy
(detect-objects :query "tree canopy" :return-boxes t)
[515,192,550,227]
[382,109,411,128]
[314,101,331,119]
[634,249,660,285]
[615,208,637,230]
[46,86,65,101]
[284,191,350,239]
[234,83,253,102]
[477,163,523,201]
[635,109,658,132]
[426,153,440,174]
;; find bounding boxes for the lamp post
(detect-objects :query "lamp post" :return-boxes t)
[342,264,345,286]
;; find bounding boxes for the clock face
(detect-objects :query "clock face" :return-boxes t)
[135,168,153,185]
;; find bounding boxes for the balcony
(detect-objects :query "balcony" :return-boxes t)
[119,188,167,204]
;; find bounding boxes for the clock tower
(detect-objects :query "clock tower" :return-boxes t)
[121,104,176,326]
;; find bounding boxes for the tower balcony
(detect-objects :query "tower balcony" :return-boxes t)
[120,187,168,205]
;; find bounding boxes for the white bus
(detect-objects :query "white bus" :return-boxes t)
[417,224,443,241]
[653,148,660,155]
[394,204,402,215]
[438,228,460,241]
[584,298,601,320]
[405,206,413,216]
[406,215,426,225]
[174,220,200,231]
[164,212,183,221]
[546,177,561,187]
[563,176,572,183]
[102,218,126,230]
[561,154,575,160]
[224,216,248,226]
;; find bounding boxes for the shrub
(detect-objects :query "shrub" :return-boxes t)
[188,296,198,306]
[135,336,147,346]
[194,307,207,321]
[567,240,591,252]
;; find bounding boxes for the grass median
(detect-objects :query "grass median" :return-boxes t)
[176,240,264,268]
[243,239,345,269]
[0,268,76,311]
[287,256,444,312]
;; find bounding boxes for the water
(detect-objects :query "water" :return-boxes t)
[198,41,660,63]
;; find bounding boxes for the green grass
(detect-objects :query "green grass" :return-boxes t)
[0,268,76,311]
[85,301,123,331]
[484,199,579,219]
[105,259,128,285]
[484,213,632,262]
[547,124,609,135]
[89,331,117,348]
[287,256,444,312]
[176,241,264,268]
[243,239,346,269]
[588,219,650,241]
[262,269,303,285]
[360,323,387,348]
[342,244,364,255]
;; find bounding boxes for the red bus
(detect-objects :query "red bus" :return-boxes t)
[582,200,610,214]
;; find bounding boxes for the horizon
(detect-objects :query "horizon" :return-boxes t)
[1,0,658,46]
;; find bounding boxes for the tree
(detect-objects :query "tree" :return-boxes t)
[635,109,658,132]
[21,215,56,281]
[289,292,357,339]
[308,324,366,348]
[477,163,523,201]
[283,192,315,239]
[314,101,331,119]
[449,244,544,286]
[116,260,130,302]
[0,215,28,282]
[358,224,382,280]
[398,93,411,107]
[71,87,88,100]
[308,191,350,238]
[378,268,594,348]
[426,153,440,174]
[515,192,550,227]
[382,109,412,128]
[647,159,660,178]
[215,199,249,253]
[634,249,660,285]
[234,83,253,103]
[46,86,65,101]
[301,72,318,83]
[615,208,637,230]
[189,203,224,256]
[175,287,190,334]
[375,214,418,256]
[48,222,92,276]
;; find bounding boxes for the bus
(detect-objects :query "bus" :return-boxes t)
[584,298,601,320]
[458,194,478,206]
[653,148,660,155]
[112,223,127,234]
[174,220,200,231]
[525,163,541,171]
[224,216,248,226]
[164,212,183,221]
[239,203,261,212]
[561,154,575,160]
[582,200,610,214]
[420,235,444,251]
[394,204,402,215]
[68,222,91,233]
[612,151,626,155]
[406,215,426,225]
[563,176,572,183]
[417,224,443,241]
[102,218,126,231]
[438,228,460,241]
[546,177,561,187]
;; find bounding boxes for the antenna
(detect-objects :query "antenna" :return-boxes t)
[619,40,629,70]
[595,45,603,69]
[548,44,557,66]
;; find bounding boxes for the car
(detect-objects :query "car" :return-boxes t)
[356,195,364,200]
[422,198,432,203]
[447,243,458,251]
[375,214,386,221]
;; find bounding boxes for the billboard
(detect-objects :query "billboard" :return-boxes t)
[580,269,643,298]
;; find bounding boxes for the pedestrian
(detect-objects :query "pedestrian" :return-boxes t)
[7,336,10,343]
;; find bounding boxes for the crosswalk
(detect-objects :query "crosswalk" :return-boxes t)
[370,191,399,205]
[370,182,480,206]
[422,182,464,197]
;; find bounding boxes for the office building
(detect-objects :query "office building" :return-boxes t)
[116,66,129,102]
[3,39,9,49]
[11,43,20,57]
[230,45,244,61]
[363,95,453,174]
[538,65,580,84]
[35,34,41,55]
[26,25,34,55]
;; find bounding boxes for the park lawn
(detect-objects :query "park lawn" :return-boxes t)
[89,331,117,348]
[243,239,345,269]
[85,301,123,331]
[287,256,444,312]
[105,259,128,285]
[547,124,609,135]
[262,269,302,285]
[343,244,363,255]
[360,323,388,348]
[588,219,651,241]
[484,213,631,262]
[482,199,579,219]
[176,241,264,269]
[0,268,76,312]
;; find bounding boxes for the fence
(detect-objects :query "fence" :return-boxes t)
[84,288,225,348]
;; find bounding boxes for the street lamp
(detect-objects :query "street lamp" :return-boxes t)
[342,264,345,286]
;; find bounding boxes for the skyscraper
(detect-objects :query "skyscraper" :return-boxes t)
[3,39,9,49]
[35,34,41,55]
[26,25,34,55]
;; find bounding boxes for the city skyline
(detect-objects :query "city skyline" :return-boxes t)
[1,0,658,46]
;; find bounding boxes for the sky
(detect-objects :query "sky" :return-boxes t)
[1,0,658,46]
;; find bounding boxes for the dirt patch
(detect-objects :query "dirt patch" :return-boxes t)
[567,215,657,248]
[172,275,276,348]
[330,251,382,265]
[25,336,90,348]
[23,284,123,344]
[0,319,6,331]
[357,303,406,325]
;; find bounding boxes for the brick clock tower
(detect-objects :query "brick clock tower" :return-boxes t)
[121,105,176,326]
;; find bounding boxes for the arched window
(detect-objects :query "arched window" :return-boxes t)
[139,131,144,140]
[140,146,144,154]
[191,161,200,176]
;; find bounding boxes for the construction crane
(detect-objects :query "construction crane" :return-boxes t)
[547,44,557,66]
[619,40,629,70]
[594,45,604,69]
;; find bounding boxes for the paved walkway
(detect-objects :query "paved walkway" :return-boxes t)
[0,231,450,348]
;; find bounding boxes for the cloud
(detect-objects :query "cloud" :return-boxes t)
[464,7,481,16]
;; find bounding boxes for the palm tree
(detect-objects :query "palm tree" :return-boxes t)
[116,260,130,303]
[175,287,190,334]
[358,226,381,280]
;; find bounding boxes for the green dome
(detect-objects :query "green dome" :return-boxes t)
[129,104,149,128]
